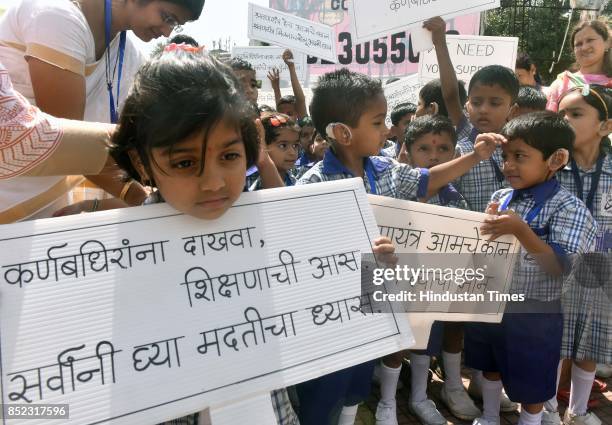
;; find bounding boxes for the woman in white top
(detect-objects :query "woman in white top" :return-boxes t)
[0,0,205,222]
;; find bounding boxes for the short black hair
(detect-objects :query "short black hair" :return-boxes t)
[404,115,457,149]
[419,79,467,118]
[259,104,276,113]
[501,111,574,159]
[517,86,547,111]
[161,0,205,20]
[228,57,254,72]
[310,68,383,137]
[469,65,520,103]
[515,52,534,71]
[168,34,199,47]
[391,102,417,126]
[278,95,296,107]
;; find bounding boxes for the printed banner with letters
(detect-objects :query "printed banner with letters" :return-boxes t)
[231,46,308,90]
[0,179,413,425]
[383,74,422,127]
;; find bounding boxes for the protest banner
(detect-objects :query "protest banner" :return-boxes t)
[257,87,313,111]
[0,179,413,424]
[348,0,500,44]
[368,195,519,348]
[419,34,519,85]
[383,74,421,127]
[269,0,481,79]
[232,46,307,90]
[247,3,337,63]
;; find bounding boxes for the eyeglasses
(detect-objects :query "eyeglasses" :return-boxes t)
[161,11,183,33]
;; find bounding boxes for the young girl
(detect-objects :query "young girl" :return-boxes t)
[251,112,301,189]
[110,46,299,425]
[550,85,611,425]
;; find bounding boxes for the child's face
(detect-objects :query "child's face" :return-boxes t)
[350,94,390,157]
[466,82,515,133]
[299,126,315,150]
[309,133,329,161]
[234,69,259,105]
[573,27,608,70]
[407,131,455,169]
[278,103,297,119]
[392,113,413,141]
[501,138,551,189]
[142,118,247,220]
[559,91,606,150]
[128,1,192,41]
[267,128,300,173]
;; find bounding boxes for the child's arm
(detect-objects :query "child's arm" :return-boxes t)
[267,68,282,108]
[423,17,464,127]
[283,49,308,119]
[254,119,284,189]
[480,203,562,275]
[425,133,504,198]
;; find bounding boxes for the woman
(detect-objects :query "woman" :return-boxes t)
[0,0,204,222]
[547,19,612,111]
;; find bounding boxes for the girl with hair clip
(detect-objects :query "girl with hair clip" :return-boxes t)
[547,19,612,112]
[110,45,299,425]
[544,84,612,425]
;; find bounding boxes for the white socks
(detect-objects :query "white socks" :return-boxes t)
[379,362,401,405]
[442,351,463,391]
[338,404,359,425]
[544,360,563,413]
[518,408,542,425]
[409,353,431,403]
[481,376,502,422]
[569,365,596,416]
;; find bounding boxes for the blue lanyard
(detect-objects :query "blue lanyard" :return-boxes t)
[364,160,378,195]
[500,191,544,226]
[105,0,126,123]
[570,156,604,214]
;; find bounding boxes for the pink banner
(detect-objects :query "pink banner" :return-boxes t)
[268,0,481,80]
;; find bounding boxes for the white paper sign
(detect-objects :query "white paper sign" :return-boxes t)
[248,3,337,63]
[383,74,422,127]
[368,195,519,348]
[349,0,500,44]
[418,34,519,85]
[0,180,413,425]
[231,46,307,91]
[257,87,313,112]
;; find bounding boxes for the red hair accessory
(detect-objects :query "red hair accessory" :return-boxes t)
[163,43,204,54]
[269,115,288,127]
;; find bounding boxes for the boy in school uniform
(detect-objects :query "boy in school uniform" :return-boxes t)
[515,86,548,116]
[467,112,597,425]
[295,68,505,425]
[381,102,417,158]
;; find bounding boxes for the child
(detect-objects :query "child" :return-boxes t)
[516,86,548,116]
[467,111,597,425]
[110,48,303,425]
[375,115,479,425]
[384,102,417,158]
[297,116,316,154]
[250,112,300,189]
[296,67,503,425]
[549,84,611,425]
[228,57,260,108]
[268,49,308,120]
[293,131,328,179]
[515,52,543,90]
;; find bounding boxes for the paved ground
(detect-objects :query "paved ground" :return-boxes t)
[355,366,612,425]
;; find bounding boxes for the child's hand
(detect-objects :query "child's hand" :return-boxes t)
[480,209,527,241]
[397,143,410,164]
[372,236,398,267]
[267,68,280,89]
[282,49,295,66]
[473,133,506,160]
[254,119,272,167]
[423,16,447,46]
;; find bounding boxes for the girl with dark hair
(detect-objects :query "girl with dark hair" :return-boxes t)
[110,48,299,425]
[547,19,612,112]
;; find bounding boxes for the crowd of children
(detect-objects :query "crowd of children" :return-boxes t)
[3,7,609,425]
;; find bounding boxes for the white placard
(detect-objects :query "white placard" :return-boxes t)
[257,87,313,112]
[410,25,434,53]
[418,34,519,85]
[248,3,337,63]
[231,46,307,91]
[368,195,519,348]
[383,74,422,127]
[349,0,500,44]
[0,179,413,425]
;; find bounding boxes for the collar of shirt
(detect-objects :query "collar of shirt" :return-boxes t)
[438,184,463,205]
[321,149,394,177]
[562,152,612,175]
[506,178,561,206]
[295,152,314,167]
[284,172,296,186]
[246,165,258,177]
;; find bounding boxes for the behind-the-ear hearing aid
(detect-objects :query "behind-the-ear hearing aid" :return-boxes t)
[548,148,570,170]
[326,122,353,141]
